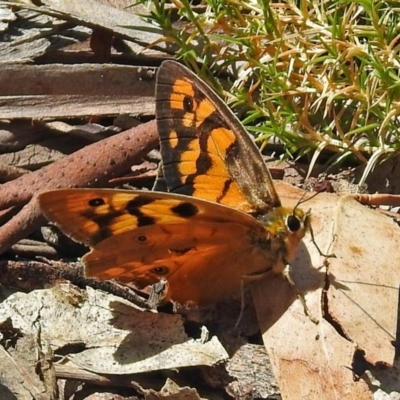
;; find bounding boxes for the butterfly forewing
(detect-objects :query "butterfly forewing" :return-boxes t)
[156,61,281,213]
[39,189,265,244]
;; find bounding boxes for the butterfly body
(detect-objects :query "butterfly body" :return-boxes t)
[39,61,310,306]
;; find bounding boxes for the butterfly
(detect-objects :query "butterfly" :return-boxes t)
[39,60,310,306]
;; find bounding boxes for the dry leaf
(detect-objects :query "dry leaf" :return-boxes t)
[253,181,400,400]
[146,378,202,400]
[0,284,228,376]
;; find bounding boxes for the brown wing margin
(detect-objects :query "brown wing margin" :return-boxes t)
[155,60,281,213]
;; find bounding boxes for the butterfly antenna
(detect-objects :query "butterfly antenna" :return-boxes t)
[308,221,336,259]
[294,190,320,211]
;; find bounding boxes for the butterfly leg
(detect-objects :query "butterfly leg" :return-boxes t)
[307,213,336,259]
[282,263,319,325]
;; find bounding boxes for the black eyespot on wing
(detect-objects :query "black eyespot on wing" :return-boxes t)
[88,198,105,207]
[183,95,194,112]
[137,235,147,242]
[287,215,301,233]
[171,202,199,218]
[151,266,169,275]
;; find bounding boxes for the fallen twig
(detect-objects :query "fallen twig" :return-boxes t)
[0,120,158,255]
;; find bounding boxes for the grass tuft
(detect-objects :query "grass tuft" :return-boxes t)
[134,0,400,183]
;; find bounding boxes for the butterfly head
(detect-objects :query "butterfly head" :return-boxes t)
[259,206,309,238]
[256,205,310,270]
[285,207,311,239]
[283,206,311,264]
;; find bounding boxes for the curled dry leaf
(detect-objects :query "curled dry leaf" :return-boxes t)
[353,193,400,207]
[0,283,228,375]
[253,181,400,400]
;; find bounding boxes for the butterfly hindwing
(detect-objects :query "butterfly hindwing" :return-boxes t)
[83,221,281,305]
[156,61,281,213]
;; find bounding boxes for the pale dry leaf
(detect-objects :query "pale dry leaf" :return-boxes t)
[0,334,46,400]
[152,378,202,400]
[38,0,169,56]
[328,195,400,365]
[253,181,400,400]
[0,284,228,375]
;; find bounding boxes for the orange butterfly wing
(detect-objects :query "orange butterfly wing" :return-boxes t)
[39,189,282,305]
[156,61,281,213]
[39,61,309,306]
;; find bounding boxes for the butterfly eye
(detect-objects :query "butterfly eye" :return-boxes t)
[151,266,169,275]
[88,198,105,207]
[183,95,194,112]
[286,215,301,233]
